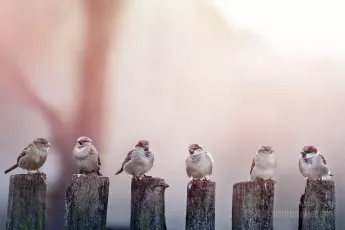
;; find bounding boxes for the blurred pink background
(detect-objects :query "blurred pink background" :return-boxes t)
[0,0,345,229]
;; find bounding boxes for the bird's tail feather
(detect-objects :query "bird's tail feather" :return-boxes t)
[115,168,123,175]
[4,164,18,174]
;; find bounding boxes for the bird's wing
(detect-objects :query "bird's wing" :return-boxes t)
[186,166,193,178]
[250,157,255,175]
[318,154,333,176]
[205,151,214,175]
[17,144,32,163]
[97,154,101,166]
[185,156,193,178]
[205,151,214,164]
[299,159,303,170]
[319,154,328,165]
[122,150,133,166]
[115,149,133,175]
[89,146,101,166]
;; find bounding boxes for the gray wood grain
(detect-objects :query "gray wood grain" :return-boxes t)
[232,180,275,230]
[185,180,215,230]
[130,176,169,230]
[298,180,335,230]
[6,173,47,230]
[64,174,109,230]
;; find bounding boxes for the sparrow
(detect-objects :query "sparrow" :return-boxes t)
[115,140,154,180]
[72,136,102,176]
[250,145,277,181]
[4,138,51,174]
[185,144,214,180]
[299,146,333,180]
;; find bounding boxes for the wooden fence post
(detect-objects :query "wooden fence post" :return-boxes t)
[130,176,169,230]
[232,180,275,230]
[185,180,215,230]
[298,180,335,230]
[65,174,110,230]
[6,173,47,230]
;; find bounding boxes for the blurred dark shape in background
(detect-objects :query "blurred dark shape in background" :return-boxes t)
[0,1,122,229]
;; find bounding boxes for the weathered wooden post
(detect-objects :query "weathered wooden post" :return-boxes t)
[185,180,215,230]
[6,173,47,230]
[65,174,109,230]
[232,180,275,230]
[298,180,335,230]
[130,176,169,230]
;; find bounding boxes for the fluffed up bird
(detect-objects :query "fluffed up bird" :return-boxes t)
[299,145,333,180]
[185,144,214,180]
[72,136,102,176]
[115,140,154,180]
[4,138,51,174]
[250,145,277,181]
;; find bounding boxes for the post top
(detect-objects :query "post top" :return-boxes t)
[9,173,46,180]
[233,180,275,188]
[305,179,334,190]
[131,176,169,189]
[187,180,216,186]
[71,174,109,180]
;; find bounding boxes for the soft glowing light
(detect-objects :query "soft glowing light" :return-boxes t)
[213,0,345,57]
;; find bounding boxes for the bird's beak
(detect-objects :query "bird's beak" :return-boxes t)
[46,143,51,147]
[77,141,83,148]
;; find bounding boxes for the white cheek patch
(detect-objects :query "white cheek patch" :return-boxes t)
[304,153,314,158]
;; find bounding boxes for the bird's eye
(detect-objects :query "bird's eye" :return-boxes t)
[78,141,83,145]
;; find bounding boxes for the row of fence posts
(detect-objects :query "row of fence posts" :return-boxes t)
[5,173,335,230]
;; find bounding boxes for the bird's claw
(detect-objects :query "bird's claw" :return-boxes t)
[133,175,143,181]
[204,176,211,181]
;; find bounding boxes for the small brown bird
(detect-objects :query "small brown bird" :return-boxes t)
[250,146,277,181]
[185,144,214,180]
[4,138,51,174]
[299,145,333,180]
[72,136,102,175]
[115,140,154,180]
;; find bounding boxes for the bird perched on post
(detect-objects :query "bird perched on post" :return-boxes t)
[185,144,214,180]
[4,138,51,174]
[115,140,154,180]
[250,145,277,181]
[299,145,333,180]
[72,136,102,176]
